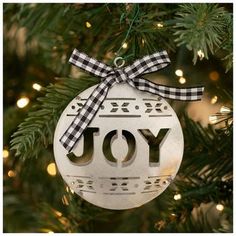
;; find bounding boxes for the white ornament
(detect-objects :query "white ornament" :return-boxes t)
[54,83,184,210]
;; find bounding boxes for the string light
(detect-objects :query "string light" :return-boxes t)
[228,119,233,126]
[54,210,62,217]
[3,149,9,158]
[210,95,218,104]
[175,69,183,77]
[16,97,30,108]
[216,204,224,211]
[47,163,57,176]
[220,106,231,114]
[122,42,128,49]
[209,71,219,81]
[141,38,145,46]
[155,220,165,230]
[8,170,16,178]
[32,83,42,91]
[69,31,75,36]
[221,174,232,182]
[62,195,69,205]
[170,213,177,221]
[157,23,164,28]
[197,50,205,60]
[178,77,186,84]
[173,193,181,200]
[66,186,75,194]
[209,115,218,124]
[85,21,92,28]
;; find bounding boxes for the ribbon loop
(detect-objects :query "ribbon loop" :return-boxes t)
[124,51,170,79]
[60,49,204,152]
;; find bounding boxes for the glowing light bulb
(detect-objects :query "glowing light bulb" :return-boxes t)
[62,195,69,205]
[175,69,183,77]
[178,77,186,84]
[210,95,218,104]
[3,149,9,158]
[209,115,218,124]
[173,194,181,200]
[141,38,145,46]
[8,170,16,178]
[220,106,231,114]
[54,210,62,217]
[228,119,233,126]
[209,71,219,81]
[157,23,164,28]
[122,42,128,49]
[216,204,224,211]
[47,163,57,176]
[17,97,30,108]
[32,83,42,91]
[69,31,75,35]
[85,21,92,28]
[197,50,205,60]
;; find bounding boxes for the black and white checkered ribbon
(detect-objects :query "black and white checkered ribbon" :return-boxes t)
[60,49,204,152]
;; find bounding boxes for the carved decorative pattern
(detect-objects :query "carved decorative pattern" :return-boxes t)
[66,97,170,117]
[65,175,172,195]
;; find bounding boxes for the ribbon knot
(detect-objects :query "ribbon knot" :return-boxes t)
[60,49,204,152]
[114,69,128,83]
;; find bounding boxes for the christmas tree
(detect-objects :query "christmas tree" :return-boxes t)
[3,3,233,233]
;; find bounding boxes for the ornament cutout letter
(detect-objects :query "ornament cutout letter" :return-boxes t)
[67,127,170,167]
[67,127,99,165]
[138,128,170,166]
[102,130,136,167]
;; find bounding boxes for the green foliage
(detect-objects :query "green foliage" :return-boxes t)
[220,12,233,72]
[3,2,233,233]
[182,114,233,180]
[10,76,98,159]
[3,107,27,145]
[4,3,232,71]
[174,4,232,68]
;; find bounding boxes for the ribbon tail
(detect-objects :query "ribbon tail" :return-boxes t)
[60,83,110,152]
[128,78,204,101]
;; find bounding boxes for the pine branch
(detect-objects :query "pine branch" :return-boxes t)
[180,113,233,181]
[3,107,27,145]
[4,3,232,71]
[174,4,232,67]
[10,75,98,160]
[220,12,233,72]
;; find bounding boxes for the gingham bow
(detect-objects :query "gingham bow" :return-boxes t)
[60,49,204,152]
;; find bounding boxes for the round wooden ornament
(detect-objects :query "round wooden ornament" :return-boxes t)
[54,83,184,210]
